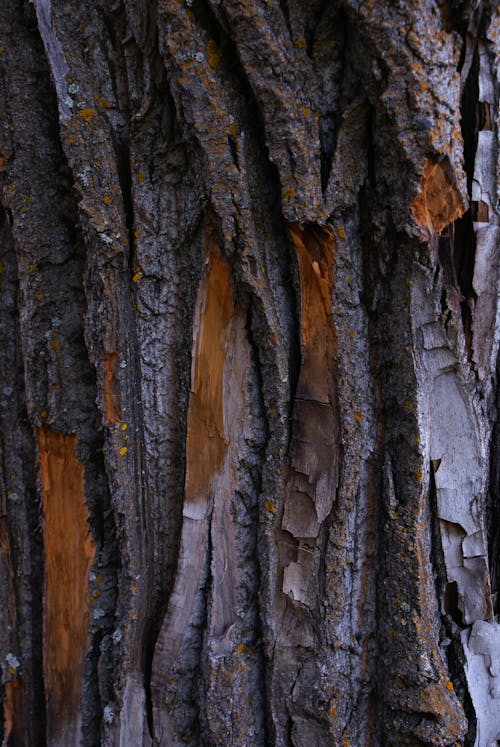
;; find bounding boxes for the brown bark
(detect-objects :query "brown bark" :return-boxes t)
[0,1,499,745]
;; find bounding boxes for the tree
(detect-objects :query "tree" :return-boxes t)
[0,0,498,744]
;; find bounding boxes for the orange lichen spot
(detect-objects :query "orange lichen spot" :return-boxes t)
[184,240,233,501]
[38,428,94,745]
[104,352,121,425]
[133,229,141,239]
[412,157,465,234]
[416,469,423,482]
[295,37,306,48]
[36,293,44,301]
[236,643,250,655]
[265,499,276,514]
[446,680,454,692]
[41,410,48,419]
[282,188,295,199]
[137,172,145,183]
[337,225,346,239]
[404,400,413,410]
[229,121,239,138]
[121,423,127,431]
[50,339,61,351]
[207,39,222,69]
[95,96,110,109]
[302,106,312,117]
[119,446,128,456]
[354,411,363,423]
[79,108,95,124]
[103,195,112,205]
[132,271,142,283]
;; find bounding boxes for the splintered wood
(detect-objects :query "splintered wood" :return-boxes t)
[38,428,94,746]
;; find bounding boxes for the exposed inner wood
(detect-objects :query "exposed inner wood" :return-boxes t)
[104,351,121,424]
[3,679,25,745]
[184,252,233,502]
[412,158,465,234]
[283,224,339,604]
[38,428,95,744]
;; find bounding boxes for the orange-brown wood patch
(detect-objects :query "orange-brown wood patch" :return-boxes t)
[38,428,94,742]
[412,158,465,234]
[104,351,121,424]
[3,679,25,745]
[184,251,233,501]
[289,223,336,403]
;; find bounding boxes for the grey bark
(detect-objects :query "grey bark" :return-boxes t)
[0,1,499,745]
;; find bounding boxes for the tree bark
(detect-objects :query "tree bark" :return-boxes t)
[0,1,499,745]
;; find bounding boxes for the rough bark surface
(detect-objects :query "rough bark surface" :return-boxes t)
[0,1,499,746]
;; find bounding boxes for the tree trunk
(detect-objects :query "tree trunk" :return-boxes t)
[0,1,499,745]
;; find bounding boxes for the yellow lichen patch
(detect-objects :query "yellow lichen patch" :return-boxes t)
[412,158,465,234]
[79,108,96,124]
[137,172,145,183]
[36,293,43,301]
[354,411,363,423]
[133,229,141,239]
[337,225,346,239]
[302,106,311,117]
[103,195,112,205]
[265,499,276,514]
[119,446,128,457]
[282,187,295,199]
[236,643,250,655]
[121,423,127,431]
[132,271,142,283]
[295,37,306,48]
[50,340,61,351]
[207,39,222,69]
[416,469,423,482]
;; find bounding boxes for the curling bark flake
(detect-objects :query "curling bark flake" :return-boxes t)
[412,158,466,234]
[38,428,94,747]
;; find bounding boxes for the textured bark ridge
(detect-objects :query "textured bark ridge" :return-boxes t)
[0,1,499,746]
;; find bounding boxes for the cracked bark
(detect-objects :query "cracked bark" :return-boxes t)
[0,1,499,745]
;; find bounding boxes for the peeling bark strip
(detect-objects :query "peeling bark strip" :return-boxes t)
[152,245,235,742]
[38,429,94,746]
[284,224,338,555]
